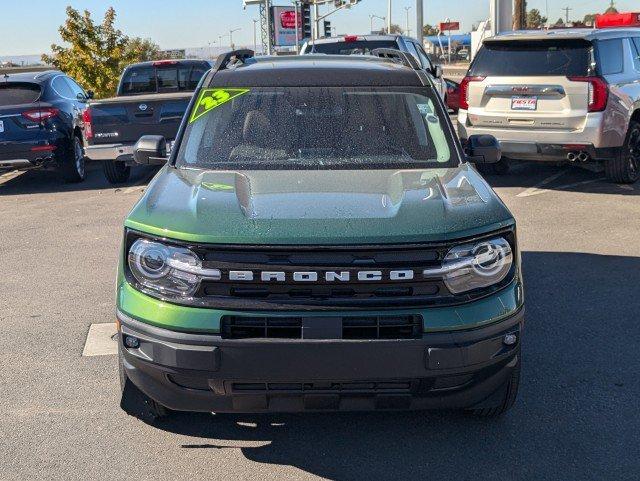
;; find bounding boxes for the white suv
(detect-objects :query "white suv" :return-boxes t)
[458,27,640,183]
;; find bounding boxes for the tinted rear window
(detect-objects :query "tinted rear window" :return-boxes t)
[120,66,156,95]
[306,40,397,55]
[120,63,209,95]
[596,39,624,75]
[0,82,41,106]
[469,40,592,77]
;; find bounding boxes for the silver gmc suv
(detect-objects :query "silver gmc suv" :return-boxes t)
[458,28,640,183]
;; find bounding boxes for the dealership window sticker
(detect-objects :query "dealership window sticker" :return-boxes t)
[189,88,250,123]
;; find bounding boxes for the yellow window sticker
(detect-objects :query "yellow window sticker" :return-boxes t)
[189,88,250,123]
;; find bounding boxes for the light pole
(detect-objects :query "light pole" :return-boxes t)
[370,14,386,33]
[404,6,411,36]
[416,0,423,44]
[252,19,258,53]
[229,27,241,50]
[387,0,392,34]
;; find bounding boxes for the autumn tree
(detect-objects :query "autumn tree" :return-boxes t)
[423,24,438,36]
[42,7,160,98]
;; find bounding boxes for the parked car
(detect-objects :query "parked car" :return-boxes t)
[0,70,90,182]
[458,26,640,182]
[84,59,211,184]
[116,50,524,422]
[300,34,446,100]
[444,78,460,112]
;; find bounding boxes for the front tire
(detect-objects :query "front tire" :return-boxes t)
[470,353,521,418]
[58,136,86,183]
[103,160,131,184]
[605,120,640,184]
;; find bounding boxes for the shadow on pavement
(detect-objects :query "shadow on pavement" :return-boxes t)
[0,162,159,196]
[481,161,639,196]
[139,251,639,480]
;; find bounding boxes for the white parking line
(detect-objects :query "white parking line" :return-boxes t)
[82,323,118,357]
[0,170,25,186]
[516,170,568,198]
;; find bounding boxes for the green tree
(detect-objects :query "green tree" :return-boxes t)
[526,9,547,29]
[389,23,403,34]
[423,24,438,36]
[583,14,596,26]
[42,7,160,98]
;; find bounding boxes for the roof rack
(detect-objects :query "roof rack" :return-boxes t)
[370,48,420,70]
[212,49,255,74]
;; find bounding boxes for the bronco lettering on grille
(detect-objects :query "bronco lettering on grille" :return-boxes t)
[226,270,415,282]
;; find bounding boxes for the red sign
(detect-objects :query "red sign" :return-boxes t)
[595,12,640,28]
[439,21,460,32]
[280,10,302,29]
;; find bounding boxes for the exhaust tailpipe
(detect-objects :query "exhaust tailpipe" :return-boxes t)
[567,152,577,162]
[577,152,589,162]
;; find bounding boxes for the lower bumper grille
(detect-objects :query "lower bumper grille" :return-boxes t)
[220,315,422,340]
[231,380,415,394]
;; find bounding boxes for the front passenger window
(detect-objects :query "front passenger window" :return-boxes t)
[404,41,423,68]
[632,38,640,71]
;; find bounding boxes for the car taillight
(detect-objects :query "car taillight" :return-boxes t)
[22,108,59,122]
[459,76,485,110]
[82,108,93,140]
[568,76,609,112]
[344,35,359,43]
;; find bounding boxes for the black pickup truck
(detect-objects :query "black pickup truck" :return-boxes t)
[84,59,211,183]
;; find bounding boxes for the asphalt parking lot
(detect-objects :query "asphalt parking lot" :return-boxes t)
[1,159,638,480]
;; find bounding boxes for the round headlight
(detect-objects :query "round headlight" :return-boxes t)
[128,239,202,298]
[423,237,513,294]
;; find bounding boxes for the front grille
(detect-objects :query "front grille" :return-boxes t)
[220,315,422,340]
[194,244,448,309]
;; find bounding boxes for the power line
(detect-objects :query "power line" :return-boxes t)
[562,6,573,23]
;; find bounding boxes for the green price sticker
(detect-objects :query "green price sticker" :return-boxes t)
[189,88,250,123]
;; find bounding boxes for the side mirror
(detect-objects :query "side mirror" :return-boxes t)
[133,135,168,165]
[466,135,502,164]
[432,65,443,78]
[86,90,94,99]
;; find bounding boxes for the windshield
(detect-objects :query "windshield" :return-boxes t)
[469,40,593,77]
[176,86,457,170]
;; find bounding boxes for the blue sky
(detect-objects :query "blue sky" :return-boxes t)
[0,0,635,56]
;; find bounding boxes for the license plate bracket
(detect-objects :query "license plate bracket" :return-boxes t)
[511,96,538,111]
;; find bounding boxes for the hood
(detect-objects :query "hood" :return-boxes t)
[125,164,514,245]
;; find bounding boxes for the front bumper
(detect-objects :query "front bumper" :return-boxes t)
[118,307,524,413]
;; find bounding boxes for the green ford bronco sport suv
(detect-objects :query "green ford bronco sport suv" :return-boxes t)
[116,50,524,421]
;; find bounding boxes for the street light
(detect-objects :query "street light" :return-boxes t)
[404,6,411,36]
[370,14,386,33]
[387,0,392,34]
[252,19,258,53]
[229,28,241,50]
